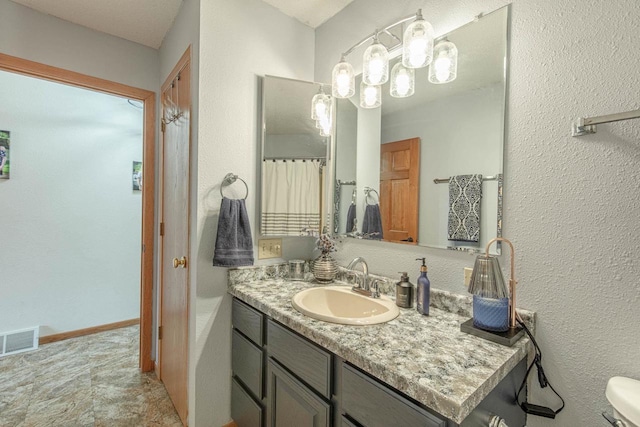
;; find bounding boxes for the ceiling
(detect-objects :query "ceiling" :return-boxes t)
[260,0,354,28]
[10,0,352,49]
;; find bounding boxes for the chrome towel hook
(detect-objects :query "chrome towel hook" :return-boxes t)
[364,187,380,205]
[220,173,249,200]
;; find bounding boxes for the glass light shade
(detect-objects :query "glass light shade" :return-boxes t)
[402,11,434,68]
[468,256,509,299]
[311,92,331,121]
[429,40,458,84]
[359,82,381,109]
[390,62,415,98]
[363,40,389,85]
[317,114,332,136]
[332,59,355,99]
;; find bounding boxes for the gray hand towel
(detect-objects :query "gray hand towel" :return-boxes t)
[213,197,254,267]
[346,204,356,233]
[448,174,483,242]
[362,204,383,240]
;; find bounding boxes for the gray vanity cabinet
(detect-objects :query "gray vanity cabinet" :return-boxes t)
[231,297,526,427]
[341,363,446,427]
[231,299,265,427]
[266,358,331,427]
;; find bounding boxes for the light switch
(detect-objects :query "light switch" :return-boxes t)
[258,238,282,259]
[464,267,473,287]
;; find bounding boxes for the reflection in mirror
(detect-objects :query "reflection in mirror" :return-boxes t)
[260,76,329,236]
[333,6,508,254]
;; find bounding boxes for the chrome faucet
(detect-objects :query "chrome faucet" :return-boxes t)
[346,257,379,298]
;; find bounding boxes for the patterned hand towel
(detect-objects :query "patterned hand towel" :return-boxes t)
[346,204,356,233]
[362,204,383,240]
[448,174,483,242]
[213,197,254,267]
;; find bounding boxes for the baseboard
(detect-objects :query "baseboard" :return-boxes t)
[39,318,140,345]
[222,422,238,427]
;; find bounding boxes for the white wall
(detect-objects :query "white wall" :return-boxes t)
[0,70,142,335]
[381,84,503,249]
[355,106,382,224]
[316,1,640,426]
[0,0,159,93]
[196,0,315,424]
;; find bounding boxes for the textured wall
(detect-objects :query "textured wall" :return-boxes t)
[316,1,640,426]
[0,0,159,92]
[197,0,315,424]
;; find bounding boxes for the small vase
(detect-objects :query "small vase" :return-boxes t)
[312,254,338,283]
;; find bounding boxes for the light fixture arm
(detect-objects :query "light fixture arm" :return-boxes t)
[340,11,420,59]
[485,237,518,329]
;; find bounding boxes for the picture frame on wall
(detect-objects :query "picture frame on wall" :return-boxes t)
[0,130,10,180]
[132,161,142,191]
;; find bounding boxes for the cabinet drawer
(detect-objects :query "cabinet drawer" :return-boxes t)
[267,319,332,399]
[233,298,264,346]
[341,363,446,427]
[232,377,263,427]
[232,330,263,399]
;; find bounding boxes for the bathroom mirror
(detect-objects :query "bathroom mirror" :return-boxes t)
[260,75,330,236]
[333,6,509,254]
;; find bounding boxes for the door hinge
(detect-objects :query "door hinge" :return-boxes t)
[160,222,164,236]
[161,121,166,133]
[142,244,145,253]
[158,325,163,340]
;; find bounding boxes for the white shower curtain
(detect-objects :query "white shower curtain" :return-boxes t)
[261,160,321,236]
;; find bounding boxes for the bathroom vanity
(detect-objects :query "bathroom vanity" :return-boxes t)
[228,266,534,427]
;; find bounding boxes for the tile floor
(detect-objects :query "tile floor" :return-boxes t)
[0,325,182,427]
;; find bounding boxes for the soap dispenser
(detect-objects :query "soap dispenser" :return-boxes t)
[395,272,414,308]
[416,258,430,315]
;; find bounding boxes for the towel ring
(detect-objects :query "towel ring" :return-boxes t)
[364,187,379,205]
[220,173,249,200]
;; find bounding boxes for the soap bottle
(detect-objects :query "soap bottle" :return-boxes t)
[416,258,430,315]
[395,272,414,308]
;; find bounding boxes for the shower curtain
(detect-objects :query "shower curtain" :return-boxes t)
[261,160,321,236]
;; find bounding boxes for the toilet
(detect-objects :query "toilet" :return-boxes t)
[606,377,640,426]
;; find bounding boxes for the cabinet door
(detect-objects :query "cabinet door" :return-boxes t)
[266,358,330,427]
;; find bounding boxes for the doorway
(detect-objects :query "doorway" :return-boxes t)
[0,53,156,371]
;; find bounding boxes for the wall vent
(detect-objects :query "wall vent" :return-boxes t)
[0,326,39,357]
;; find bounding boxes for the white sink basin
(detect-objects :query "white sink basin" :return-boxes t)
[291,286,399,325]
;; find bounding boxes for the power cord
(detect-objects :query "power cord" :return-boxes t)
[515,315,565,419]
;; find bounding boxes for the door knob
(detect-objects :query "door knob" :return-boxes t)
[173,256,188,269]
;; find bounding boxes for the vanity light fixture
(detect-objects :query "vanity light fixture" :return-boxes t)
[332,56,355,99]
[429,39,458,84]
[360,81,381,109]
[363,33,389,86]
[328,9,459,110]
[390,62,415,98]
[402,9,434,69]
[311,85,331,121]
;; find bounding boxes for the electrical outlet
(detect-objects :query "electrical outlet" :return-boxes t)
[464,267,473,287]
[258,238,282,259]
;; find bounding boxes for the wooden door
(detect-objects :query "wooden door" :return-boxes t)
[380,138,420,244]
[160,47,191,426]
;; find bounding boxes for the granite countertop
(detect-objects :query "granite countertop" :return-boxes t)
[228,265,533,424]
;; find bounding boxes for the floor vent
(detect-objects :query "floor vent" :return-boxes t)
[0,326,39,357]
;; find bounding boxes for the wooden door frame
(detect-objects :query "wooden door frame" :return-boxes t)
[0,52,156,372]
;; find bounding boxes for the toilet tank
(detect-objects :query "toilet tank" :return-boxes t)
[606,376,640,426]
